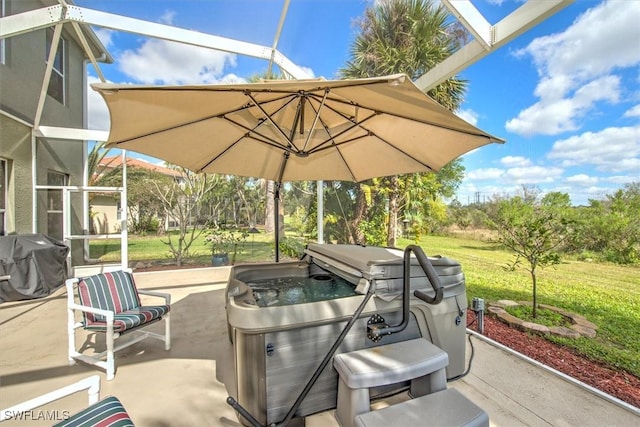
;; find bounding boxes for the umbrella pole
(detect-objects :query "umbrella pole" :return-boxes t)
[274,151,289,263]
[274,182,281,262]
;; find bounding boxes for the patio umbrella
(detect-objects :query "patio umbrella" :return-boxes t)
[93,74,503,259]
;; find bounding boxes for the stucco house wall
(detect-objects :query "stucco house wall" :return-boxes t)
[0,0,110,265]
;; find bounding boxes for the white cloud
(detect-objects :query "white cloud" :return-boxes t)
[159,10,176,25]
[623,104,640,118]
[565,174,598,186]
[605,175,638,185]
[299,66,316,79]
[456,109,479,126]
[518,1,640,85]
[467,168,504,180]
[506,75,621,136]
[87,75,111,131]
[504,165,564,184]
[548,126,640,173]
[500,156,530,167]
[118,37,240,84]
[506,1,640,136]
[93,28,115,49]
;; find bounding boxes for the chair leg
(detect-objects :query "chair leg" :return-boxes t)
[164,313,171,351]
[67,308,77,366]
[106,321,115,381]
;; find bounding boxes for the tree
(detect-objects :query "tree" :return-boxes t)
[87,142,117,190]
[86,142,119,233]
[341,0,468,247]
[487,195,573,317]
[125,167,172,234]
[580,182,640,264]
[152,167,215,266]
[401,159,465,237]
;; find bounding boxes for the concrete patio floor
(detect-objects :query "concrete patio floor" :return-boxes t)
[1,267,638,426]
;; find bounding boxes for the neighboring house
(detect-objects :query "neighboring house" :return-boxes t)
[0,0,111,265]
[91,156,183,234]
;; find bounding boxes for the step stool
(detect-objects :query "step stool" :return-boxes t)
[333,338,448,427]
[354,388,489,427]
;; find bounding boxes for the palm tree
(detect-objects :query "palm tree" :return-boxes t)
[86,142,119,233]
[87,141,117,189]
[341,0,468,246]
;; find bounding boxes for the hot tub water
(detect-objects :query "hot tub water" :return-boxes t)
[248,274,358,307]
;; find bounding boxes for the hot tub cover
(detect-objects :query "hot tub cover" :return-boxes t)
[0,234,69,302]
[305,244,464,301]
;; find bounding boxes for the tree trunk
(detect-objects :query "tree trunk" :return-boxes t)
[351,184,367,244]
[265,180,275,233]
[531,269,538,318]
[387,175,399,247]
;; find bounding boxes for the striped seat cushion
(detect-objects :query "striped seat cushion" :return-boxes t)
[77,270,169,332]
[54,396,133,427]
[84,305,170,333]
[78,271,141,322]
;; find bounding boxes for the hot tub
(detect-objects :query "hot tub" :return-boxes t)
[225,244,467,426]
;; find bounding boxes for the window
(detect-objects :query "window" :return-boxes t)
[47,170,68,240]
[1,0,6,65]
[46,28,65,104]
[0,159,6,235]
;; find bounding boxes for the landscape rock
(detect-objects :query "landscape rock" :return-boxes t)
[570,324,597,338]
[522,322,550,334]
[486,301,597,339]
[549,326,581,339]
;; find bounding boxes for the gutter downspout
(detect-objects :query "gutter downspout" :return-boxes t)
[82,54,108,263]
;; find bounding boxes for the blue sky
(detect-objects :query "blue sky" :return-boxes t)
[77,0,640,206]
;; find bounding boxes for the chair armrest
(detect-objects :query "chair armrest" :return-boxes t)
[138,289,171,305]
[68,303,114,321]
[0,375,100,422]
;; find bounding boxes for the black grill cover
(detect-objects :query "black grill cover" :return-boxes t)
[0,234,70,303]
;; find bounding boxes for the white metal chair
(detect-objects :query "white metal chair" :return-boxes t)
[66,269,171,380]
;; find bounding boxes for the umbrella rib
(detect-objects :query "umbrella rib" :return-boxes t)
[332,146,358,182]
[106,94,296,146]
[300,89,329,153]
[306,112,378,154]
[222,115,292,151]
[245,91,298,153]
[107,113,225,146]
[319,130,436,173]
[196,131,292,173]
[308,91,497,140]
[196,134,245,173]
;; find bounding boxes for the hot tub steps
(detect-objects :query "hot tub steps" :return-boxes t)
[354,388,489,427]
[333,338,449,427]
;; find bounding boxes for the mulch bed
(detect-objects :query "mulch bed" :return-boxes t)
[472,312,640,409]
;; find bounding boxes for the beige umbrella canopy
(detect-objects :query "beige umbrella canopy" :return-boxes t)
[94,74,503,261]
[93,73,503,183]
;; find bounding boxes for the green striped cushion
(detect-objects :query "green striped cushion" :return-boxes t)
[84,305,170,333]
[53,396,133,427]
[78,271,141,324]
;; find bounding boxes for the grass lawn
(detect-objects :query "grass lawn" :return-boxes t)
[401,234,640,378]
[90,232,640,377]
